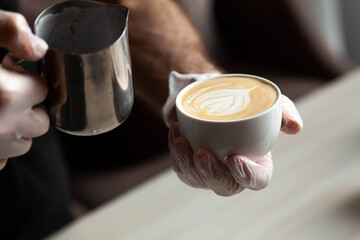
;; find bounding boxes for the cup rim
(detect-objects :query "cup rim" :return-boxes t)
[176,74,282,123]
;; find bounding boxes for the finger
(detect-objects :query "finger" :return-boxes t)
[0,67,48,107]
[0,134,32,159]
[18,105,50,138]
[18,72,48,106]
[281,95,303,134]
[169,122,196,178]
[2,53,24,70]
[170,137,207,188]
[227,152,273,190]
[194,148,244,196]
[0,10,48,62]
[0,158,7,171]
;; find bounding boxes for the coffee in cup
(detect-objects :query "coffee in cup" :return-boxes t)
[180,76,278,121]
[176,74,282,162]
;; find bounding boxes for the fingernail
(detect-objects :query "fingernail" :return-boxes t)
[32,38,48,58]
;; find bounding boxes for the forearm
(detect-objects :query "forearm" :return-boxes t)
[99,0,221,116]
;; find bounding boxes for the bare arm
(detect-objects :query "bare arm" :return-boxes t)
[97,0,303,197]
[99,0,221,116]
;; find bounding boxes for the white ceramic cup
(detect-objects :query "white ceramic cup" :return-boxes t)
[175,74,282,162]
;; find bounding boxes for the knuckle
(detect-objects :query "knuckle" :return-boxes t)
[21,74,48,100]
[14,14,27,28]
[11,12,26,24]
[7,13,27,33]
[4,13,26,35]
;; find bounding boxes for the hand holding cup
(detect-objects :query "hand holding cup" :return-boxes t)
[169,74,303,196]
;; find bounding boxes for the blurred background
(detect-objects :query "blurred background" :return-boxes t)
[14,0,360,217]
[20,0,360,98]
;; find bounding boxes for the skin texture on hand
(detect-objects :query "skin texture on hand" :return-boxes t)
[169,95,303,196]
[0,10,49,170]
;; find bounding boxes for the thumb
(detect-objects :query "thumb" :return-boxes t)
[0,10,48,62]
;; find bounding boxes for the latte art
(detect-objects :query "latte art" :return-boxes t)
[181,77,278,121]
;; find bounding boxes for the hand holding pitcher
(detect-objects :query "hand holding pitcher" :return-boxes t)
[0,10,49,169]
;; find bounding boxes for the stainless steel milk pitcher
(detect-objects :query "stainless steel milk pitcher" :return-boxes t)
[34,0,133,135]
